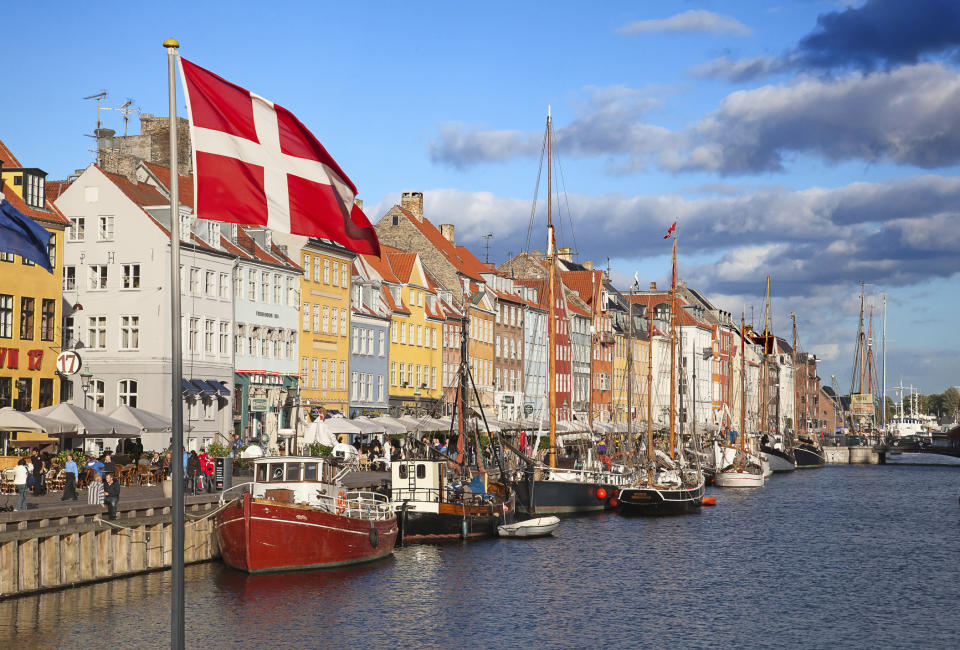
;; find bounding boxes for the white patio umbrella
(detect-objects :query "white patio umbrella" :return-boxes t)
[303,420,339,447]
[321,416,363,436]
[372,415,410,434]
[107,404,176,433]
[32,403,141,438]
[352,417,386,434]
[0,407,77,454]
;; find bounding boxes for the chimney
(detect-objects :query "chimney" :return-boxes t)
[649,281,657,291]
[95,128,116,152]
[401,191,423,221]
[583,260,593,270]
[439,224,455,245]
[558,247,573,263]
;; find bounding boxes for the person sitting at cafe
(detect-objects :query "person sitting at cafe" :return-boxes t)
[85,457,105,477]
[101,453,116,477]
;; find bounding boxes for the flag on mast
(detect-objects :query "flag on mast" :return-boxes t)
[663,220,677,239]
[179,58,380,255]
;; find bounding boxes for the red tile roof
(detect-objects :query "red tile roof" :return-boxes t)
[100,167,170,206]
[0,139,23,167]
[386,251,417,284]
[626,293,707,328]
[142,161,194,208]
[395,207,484,282]
[359,251,401,284]
[560,270,603,307]
[2,184,69,226]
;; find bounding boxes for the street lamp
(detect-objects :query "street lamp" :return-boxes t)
[80,364,93,409]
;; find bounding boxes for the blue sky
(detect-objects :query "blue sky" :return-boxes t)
[4,0,960,395]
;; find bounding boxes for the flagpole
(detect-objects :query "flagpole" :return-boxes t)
[164,37,186,650]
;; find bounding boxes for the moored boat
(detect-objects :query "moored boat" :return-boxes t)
[217,456,397,573]
[794,437,826,468]
[498,516,560,538]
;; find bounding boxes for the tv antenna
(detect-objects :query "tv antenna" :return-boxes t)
[481,233,493,263]
[83,91,108,130]
[103,99,141,136]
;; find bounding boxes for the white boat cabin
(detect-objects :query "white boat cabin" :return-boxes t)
[251,456,341,505]
[391,459,491,506]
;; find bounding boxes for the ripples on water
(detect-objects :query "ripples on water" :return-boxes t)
[2,463,958,648]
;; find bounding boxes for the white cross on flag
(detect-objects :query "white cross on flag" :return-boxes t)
[179,58,380,255]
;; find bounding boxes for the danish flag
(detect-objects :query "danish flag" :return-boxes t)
[663,221,677,239]
[179,58,380,255]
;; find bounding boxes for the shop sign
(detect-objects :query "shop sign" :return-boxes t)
[250,397,270,412]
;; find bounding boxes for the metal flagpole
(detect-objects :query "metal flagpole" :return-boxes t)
[164,37,186,650]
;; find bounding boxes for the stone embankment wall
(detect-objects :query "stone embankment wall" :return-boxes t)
[0,495,221,599]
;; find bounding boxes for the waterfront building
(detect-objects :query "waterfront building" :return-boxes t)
[569,306,591,423]
[54,164,233,452]
[0,140,67,433]
[434,278,464,414]
[488,274,526,422]
[520,290,548,426]
[294,238,355,421]
[348,259,391,417]
[515,277,573,421]
[218,224,301,448]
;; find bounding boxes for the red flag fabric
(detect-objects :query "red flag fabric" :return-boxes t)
[663,221,677,239]
[179,58,380,255]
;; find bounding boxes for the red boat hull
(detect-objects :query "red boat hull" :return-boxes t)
[217,493,398,573]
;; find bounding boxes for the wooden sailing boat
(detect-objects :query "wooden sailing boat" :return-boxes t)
[508,108,628,515]
[791,314,825,468]
[714,312,765,487]
[391,308,515,541]
[616,225,705,514]
[757,277,796,472]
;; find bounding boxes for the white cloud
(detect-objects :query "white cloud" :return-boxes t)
[617,10,751,36]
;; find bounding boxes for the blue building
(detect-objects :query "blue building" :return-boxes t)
[348,267,390,416]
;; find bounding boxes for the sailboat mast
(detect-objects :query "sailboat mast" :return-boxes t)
[546,108,557,469]
[669,237,677,459]
[760,276,770,437]
[627,286,634,442]
[882,296,887,433]
[791,312,799,442]
[588,274,596,431]
[740,312,746,452]
[646,310,654,466]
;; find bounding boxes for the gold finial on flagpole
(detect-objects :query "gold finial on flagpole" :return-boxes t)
[163,38,180,48]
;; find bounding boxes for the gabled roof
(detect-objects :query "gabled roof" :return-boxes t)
[386,250,417,284]
[560,270,604,307]
[359,251,401,284]
[394,207,485,282]
[142,161,194,208]
[3,184,70,227]
[100,167,170,206]
[0,139,23,167]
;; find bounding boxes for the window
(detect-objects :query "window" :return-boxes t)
[323,259,330,284]
[366,329,373,355]
[352,328,360,353]
[88,265,108,290]
[392,322,398,343]
[119,263,140,289]
[391,362,396,386]
[19,298,34,340]
[351,372,359,400]
[322,306,329,334]
[260,272,270,302]
[38,378,53,409]
[234,268,242,298]
[416,364,422,389]
[286,277,295,306]
[329,360,337,392]
[188,267,199,295]
[330,308,338,336]
[189,317,199,352]
[432,328,437,349]
[313,257,320,282]
[311,358,318,389]
[302,356,309,383]
[313,305,320,332]
[0,252,12,262]
[365,374,372,401]
[220,322,229,354]
[205,320,215,354]
[118,379,138,407]
[220,273,229,299]
[331,261,339,287]
[340,310,347,336]
[408,323,414,345]
[303,254,310,278]
[68,217,85,241]
[47,238,56,270]
[39,299,55,341]
[431,366,436,390]
[417,325,423,347]
[377,375,384,402]
[205,271,215,296]
[119,315,140,350]
[98,215,115,240]
[400,322,406,344]
[341,264,347,287]
[378,331,385,356]
[339,360,345,390]
[273,274,282,304]
[89,379,105,412]
[247,269,256,300]
[302,303,310,330]
[321,359,328,389]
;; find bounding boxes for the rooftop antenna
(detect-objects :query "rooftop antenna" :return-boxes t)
[481,233,493,263]
[83,91,108,130]
[104,98,141,137]
[83,91,108,162]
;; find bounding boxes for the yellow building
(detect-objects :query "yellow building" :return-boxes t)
[0,140,67,417]
[611,333,647,426]
[358,247,443,415]
[296,239,355,418]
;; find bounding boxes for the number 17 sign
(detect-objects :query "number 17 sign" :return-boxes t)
[56,350,83,375]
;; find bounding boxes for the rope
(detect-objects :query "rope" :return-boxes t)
[91,499,233,533]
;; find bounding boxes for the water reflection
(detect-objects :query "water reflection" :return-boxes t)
[2,465,959,647]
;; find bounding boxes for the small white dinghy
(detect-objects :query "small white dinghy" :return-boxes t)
[497,516,560,538]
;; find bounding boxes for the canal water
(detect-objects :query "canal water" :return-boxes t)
[2,462,958,648]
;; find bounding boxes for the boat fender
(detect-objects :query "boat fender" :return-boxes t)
[461,519,468,539]
[369,524,379,548]
[702,496,717,507]
[609,497,619,508]
[336,491,346,515]
[596,488,607,500]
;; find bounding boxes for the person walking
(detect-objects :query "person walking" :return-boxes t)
[13,459,29,511]
[61,453,79,501]
[186,451,201,494]
[103,473,120,520]
[231,433,242,459]
[87,472,104,509]
[198,448,215,493]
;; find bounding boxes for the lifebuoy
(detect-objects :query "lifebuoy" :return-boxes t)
[336,490,346,515]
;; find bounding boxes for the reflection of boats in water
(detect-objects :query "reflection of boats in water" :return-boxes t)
[213,555,392,595]
[216,456,397,573]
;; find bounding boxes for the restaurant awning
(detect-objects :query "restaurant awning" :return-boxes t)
[181,378,200,396]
